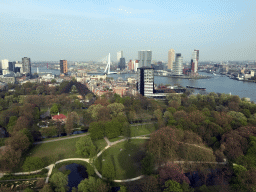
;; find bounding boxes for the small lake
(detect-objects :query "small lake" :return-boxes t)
[60,163,88,191]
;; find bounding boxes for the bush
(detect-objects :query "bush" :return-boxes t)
[76,136,96,157]
[22,157,45,172]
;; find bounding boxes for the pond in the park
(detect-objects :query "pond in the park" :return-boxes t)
[60,163,88,191]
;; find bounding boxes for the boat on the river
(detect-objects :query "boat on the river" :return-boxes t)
[186,85,206,90]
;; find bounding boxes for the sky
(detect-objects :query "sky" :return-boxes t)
[0,0,255,62]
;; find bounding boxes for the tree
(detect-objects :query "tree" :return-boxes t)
[89,122,105,140]
[49,172,69,192]
[147,127,180,164]
[50,103,60,115]
[158,164,190,186]
[0,146,22,171]
[119,186,127,192]
[141,152,155,175]
[102,160,116,180]
[122,122,131,138]
[24,188,34,192]
[65,114,74,135]
[140,175,160,192]
[163,180,183,192]
[154,109,164,128]
[78,176,109,192]
[7,116,18,132]
[12,116,30,132]
[39,184,53,192]
[107,103,125,118]
[5,131,30,152]
[22,157,45,171]
[105,119,122,139]
[76,136,96,157]
[51,79,57,84]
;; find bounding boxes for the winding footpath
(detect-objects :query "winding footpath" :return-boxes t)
[0,133,227,184]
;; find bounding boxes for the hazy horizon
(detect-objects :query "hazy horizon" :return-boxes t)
[1,0,256,62]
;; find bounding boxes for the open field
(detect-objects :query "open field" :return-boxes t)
[109,136,124,143]
[130,124,157,137]
[96,139,147,180]
[23,137,85,167]
[39,132,88,142]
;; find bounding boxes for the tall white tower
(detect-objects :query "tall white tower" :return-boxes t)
[117,51,123,62]
[173,53,183,75]
[138,50,152,68]
[168,49,175,70]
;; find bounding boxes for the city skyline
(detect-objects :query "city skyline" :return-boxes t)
[0,0,256,61]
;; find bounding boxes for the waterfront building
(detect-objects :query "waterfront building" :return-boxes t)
[137,67,154,97]
[138,50,152,68]
[22,57,31,75]
[117,51,123,62]
[60,60,68,74]
[191,50,199,73]
[173,53,183,75]
[168,49,175,70]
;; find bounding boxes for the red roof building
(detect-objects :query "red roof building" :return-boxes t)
[52,114,67,122]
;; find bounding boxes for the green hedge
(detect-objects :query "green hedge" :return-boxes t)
[0,169,48,180]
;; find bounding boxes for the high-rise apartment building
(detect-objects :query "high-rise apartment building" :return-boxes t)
[117,51,123,62]
[60,60,68,74]
[168,49,175,70]
[191,49,199,73]
[173,53,183,75]
[22,57,31,75]
[137,67,154,97]
[8,61,15,72]
[138,50,152,68]
[1,59,9,70]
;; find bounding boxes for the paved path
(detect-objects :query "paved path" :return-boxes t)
[34,133,89,145]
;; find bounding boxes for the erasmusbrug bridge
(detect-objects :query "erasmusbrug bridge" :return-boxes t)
[99,53,117,75]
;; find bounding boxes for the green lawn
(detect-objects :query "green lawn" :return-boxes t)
[93,139,108,153]
[40,133,88,142]
[130,124,156,137]
[23,136,86,167]
[109,136,124,143]
[96,139,147,180]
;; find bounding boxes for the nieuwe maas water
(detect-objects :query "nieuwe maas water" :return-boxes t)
[32,67,256,102]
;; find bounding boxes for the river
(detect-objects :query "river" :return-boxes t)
[32,67,256,102]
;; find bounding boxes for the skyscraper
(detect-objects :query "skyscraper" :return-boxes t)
[118,58,126,70]
[137,67,154,97]
[117,51,123,62]
[173,53,183,75]
[168,49,175,70]
[22,57,31,75]
[60,60,68,74]
[8,61,15,72]
[191,49,199,73]
[138,50,152,68]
